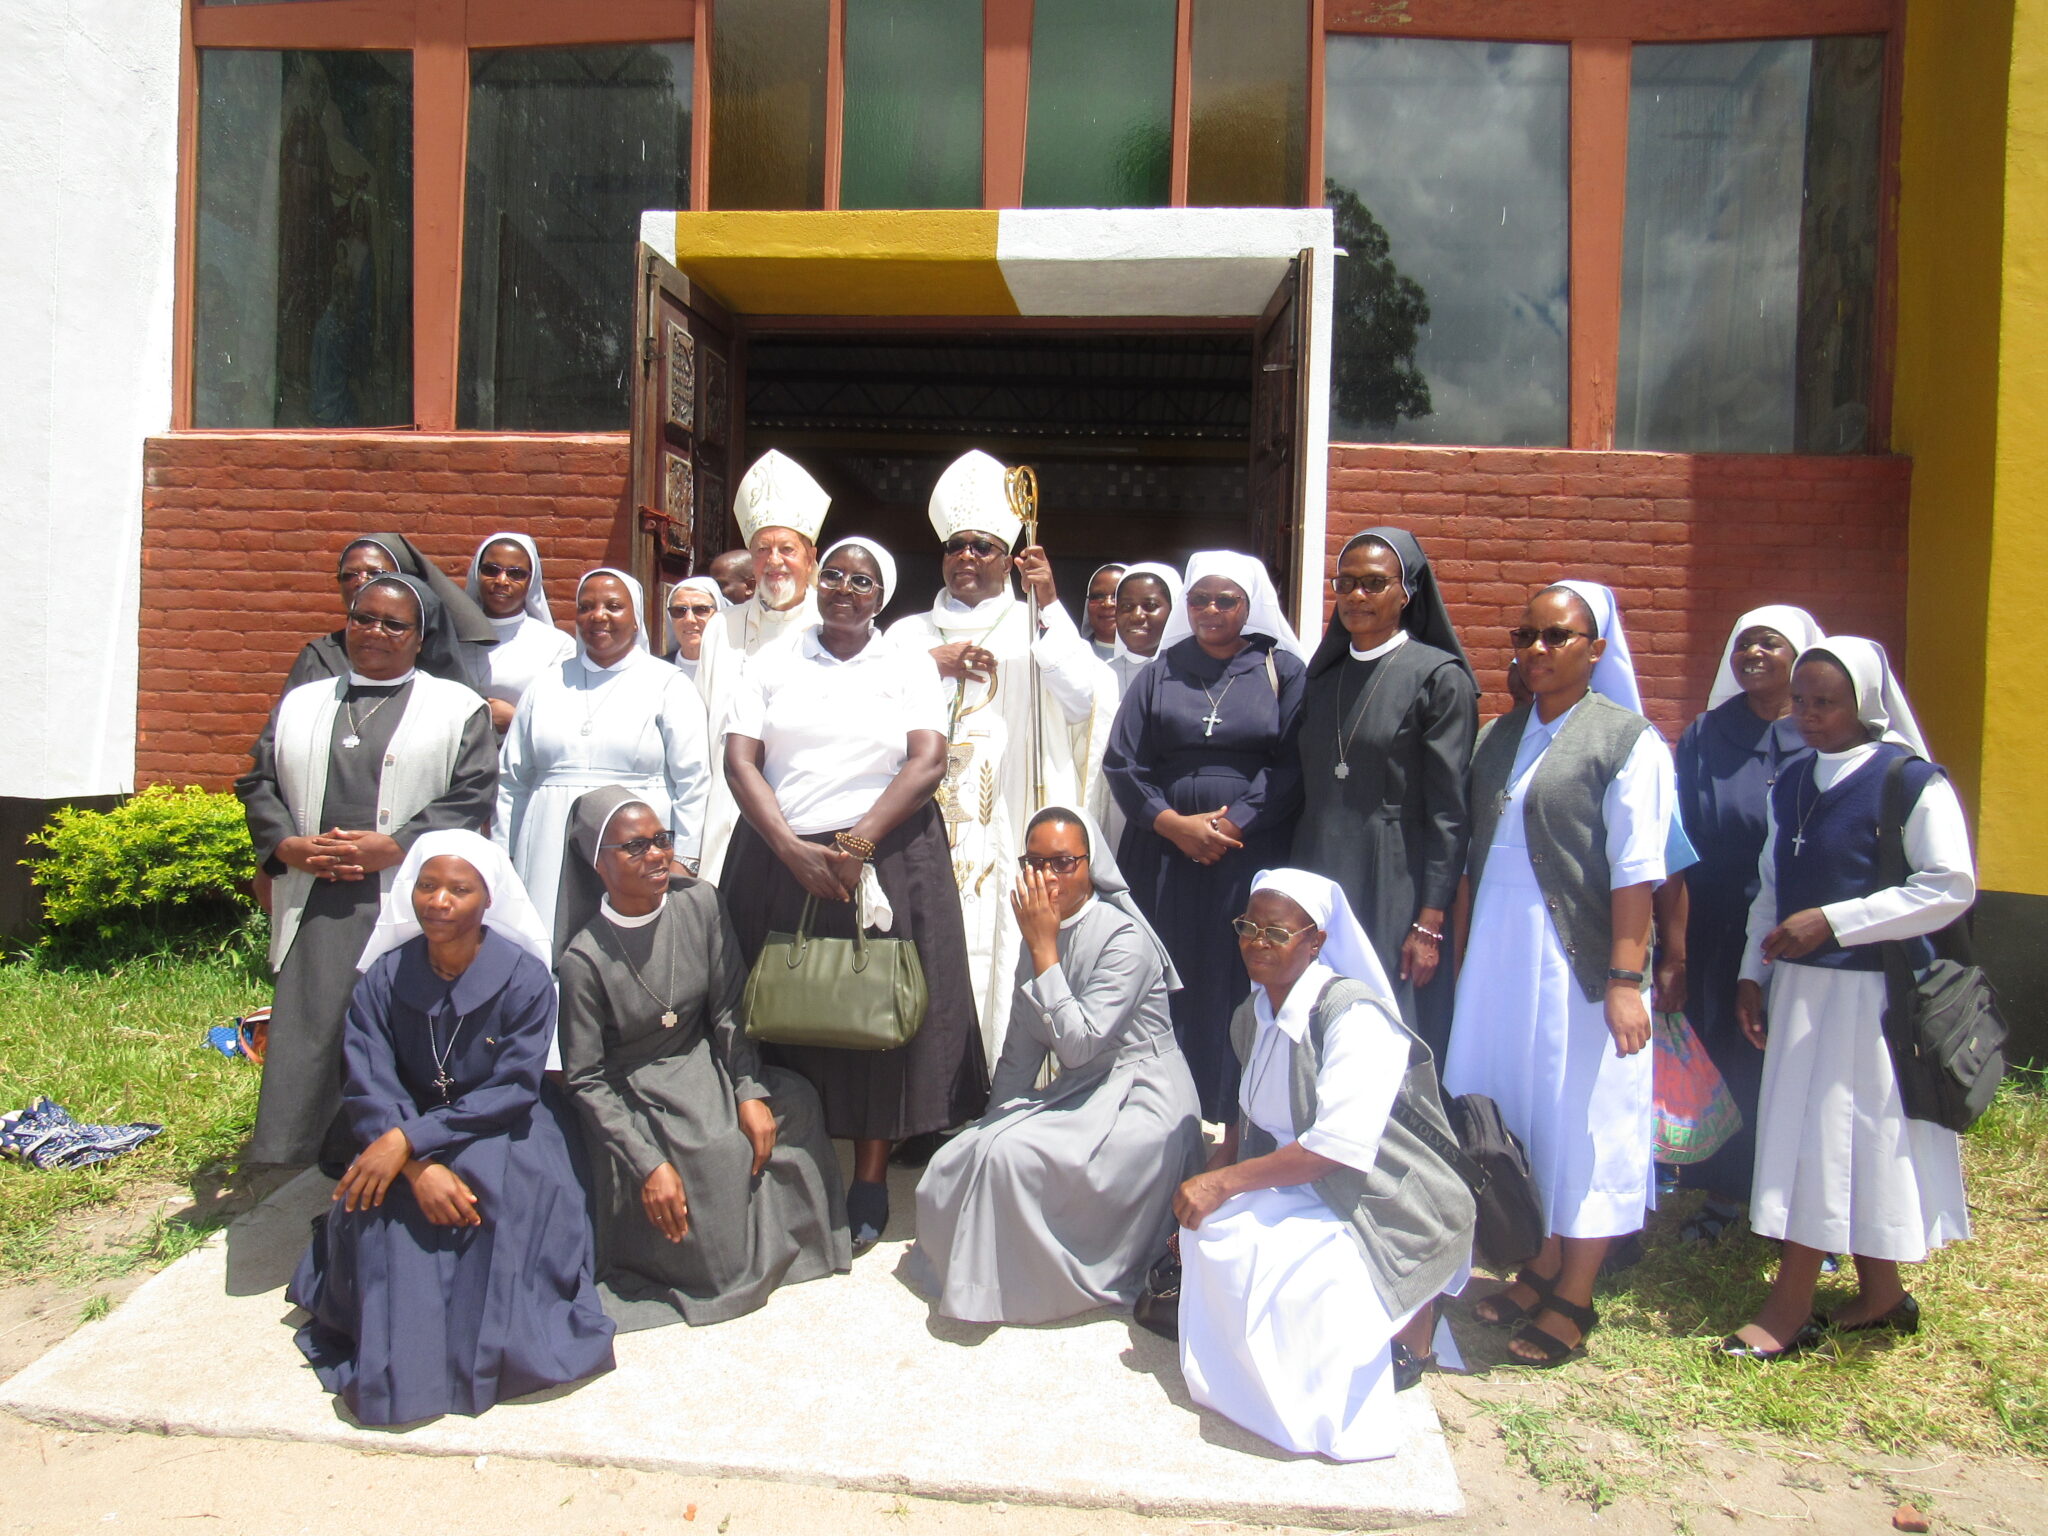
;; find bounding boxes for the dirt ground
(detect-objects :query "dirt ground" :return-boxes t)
[2,1193,2042,1536]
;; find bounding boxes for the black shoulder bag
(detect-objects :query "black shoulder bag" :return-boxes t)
[1876,757,2007,1134]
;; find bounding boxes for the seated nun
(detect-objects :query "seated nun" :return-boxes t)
[1174,869,1475,1463]
[288,831,616,1427]
[911,803,1203,1325]
[555,787,850,1329]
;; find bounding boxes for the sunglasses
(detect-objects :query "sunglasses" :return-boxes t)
[943,535,1006,559]
[1509,625,1596,651]
[1330,574,1399,596]
[818,567,881,594]
[1231,916,1317,946]
[346,610,419,636]
[478,561,532,581]
[668,602,718,618]
[1187,592,1245,612]
[1017,853,1087,874]
[600,830,675,858]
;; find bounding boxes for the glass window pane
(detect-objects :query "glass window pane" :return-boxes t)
[1187,0,1308,208]
[1617,37,1884,454]
[1323,38,1568,446]
[842,0,983,209]
[194,50,412,429]
[1022,0,1175,209]
[710,0,827,210]
[460,44,693,432]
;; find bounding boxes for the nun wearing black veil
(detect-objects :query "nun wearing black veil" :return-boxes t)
[554,786,849,1329]
[1290,528,1477,1060]
[285,531,500,692]
[910,803,1204,1325]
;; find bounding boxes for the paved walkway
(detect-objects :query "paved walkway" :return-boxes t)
[0,1169,1462,1528]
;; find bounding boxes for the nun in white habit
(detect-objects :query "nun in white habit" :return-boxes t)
[1176,868,1474,1462]
[464,531,576,729]
[1720,637,1974,1359]
[1442,580,1672,1366]
[910,802,1204,1326]
[496,567,712,947]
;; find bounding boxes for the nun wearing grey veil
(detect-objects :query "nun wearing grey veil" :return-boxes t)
[1291,528,1477,1060]
[911,803,1204,1326]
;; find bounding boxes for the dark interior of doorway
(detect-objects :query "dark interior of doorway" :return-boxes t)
[736,327,1256,621]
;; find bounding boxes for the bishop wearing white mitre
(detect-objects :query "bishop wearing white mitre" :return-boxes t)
[888,450,1119,1063]
[695,450,831,880]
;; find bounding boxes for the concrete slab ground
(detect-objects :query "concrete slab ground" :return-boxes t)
[0,1169,1463,1530]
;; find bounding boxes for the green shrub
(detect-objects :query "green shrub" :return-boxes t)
[25,786,259,945]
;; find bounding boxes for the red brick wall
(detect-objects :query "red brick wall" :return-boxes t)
[1325,447,1912,740]
[138,433,631,787]
[137,435,1911,787]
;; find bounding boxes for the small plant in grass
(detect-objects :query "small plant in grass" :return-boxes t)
[24,786,263,964]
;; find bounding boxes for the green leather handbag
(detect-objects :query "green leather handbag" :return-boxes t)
[742,891,928,1052]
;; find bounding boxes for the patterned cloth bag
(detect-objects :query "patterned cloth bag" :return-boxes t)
[1651,1012,1741,1164]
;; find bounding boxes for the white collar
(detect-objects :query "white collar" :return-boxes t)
[1349,630,1409,663]
[347,668,415,688]
[1058,895,1098,929]
[938,589,1014,619]
[600,894,666,928]
[1253,959,1334,1044]
[1521,695,1584,743]
[488,613,526,638]
[800,624,880,664]
[581,650,640,676]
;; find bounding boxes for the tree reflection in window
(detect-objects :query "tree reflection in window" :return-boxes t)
[1326,180,1432,430]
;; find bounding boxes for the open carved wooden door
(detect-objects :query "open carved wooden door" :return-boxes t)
[629,243,744,633]
[1248,252,1313,621]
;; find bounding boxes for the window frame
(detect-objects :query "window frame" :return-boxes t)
[173,0,1899,447]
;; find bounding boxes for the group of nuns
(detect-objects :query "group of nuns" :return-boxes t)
[241,519,1976,1459]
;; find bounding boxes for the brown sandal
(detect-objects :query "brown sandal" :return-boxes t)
[1472,1267,1556,1328]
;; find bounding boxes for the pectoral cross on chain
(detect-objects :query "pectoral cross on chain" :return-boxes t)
[434,1067,455,1101]
[1201,705,1224,738]
[661,1010,678,1029]
[1790,829,1807,858]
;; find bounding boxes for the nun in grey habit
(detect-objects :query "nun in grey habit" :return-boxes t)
[555,786,850,1330]
[911,802,1204,1325]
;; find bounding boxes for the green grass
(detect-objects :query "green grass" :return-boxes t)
[1463,1071,2048,1492]
[0,952,267,1278]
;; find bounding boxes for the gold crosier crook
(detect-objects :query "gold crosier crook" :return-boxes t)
[1005,464,1046,811]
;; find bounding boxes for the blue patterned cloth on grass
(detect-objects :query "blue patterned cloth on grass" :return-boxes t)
[0,1098,163,1170]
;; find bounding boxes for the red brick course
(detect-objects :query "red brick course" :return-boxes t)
[137,436,1910,787]
[1325,446,1911,740]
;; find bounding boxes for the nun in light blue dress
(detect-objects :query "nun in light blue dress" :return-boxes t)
[288,831,615,1426]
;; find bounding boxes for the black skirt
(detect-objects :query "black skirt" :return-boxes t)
[719,801,987,1141]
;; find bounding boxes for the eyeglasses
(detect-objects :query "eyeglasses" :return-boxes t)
[346,610,419,636]
[1509,625,1596,651]
[1330,574,1399,596]
[478,561,531,582]
[1017,853,1087,874]
[1231,916,1317,946]
[1187,592,1245,612]
[943,535,1005,559]
[668,603,718,619]
[600,830,675,858]
[818,567,881,594]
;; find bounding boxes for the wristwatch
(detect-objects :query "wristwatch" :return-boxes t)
[1605,967,1647,985]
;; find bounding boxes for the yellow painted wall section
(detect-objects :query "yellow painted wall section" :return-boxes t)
[668,210,1018,316]
[1982,0,2048,894]
[1892,0,2013,823]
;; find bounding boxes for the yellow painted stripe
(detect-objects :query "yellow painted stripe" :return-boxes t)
[668,211,1017,316]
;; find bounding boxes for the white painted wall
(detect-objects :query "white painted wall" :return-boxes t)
[0,1,181,799]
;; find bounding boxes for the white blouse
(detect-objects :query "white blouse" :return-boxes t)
[1492,698,1673,890]
[1239,961,1411,1176]
[1738,744,1976,986]
[723,626,948,836]
[473,613,576,706]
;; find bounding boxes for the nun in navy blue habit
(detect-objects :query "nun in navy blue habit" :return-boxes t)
[1671,605,1824,1232]
[288,830,615,1426]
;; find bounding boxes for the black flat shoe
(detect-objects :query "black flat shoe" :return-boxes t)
[1828,1292,1919,1336]
[1391,1340,1430,1392]
[1472,1266,1556,1328]
[846,1179,889,1256]
[1507,1296,1599,1369]
[1716,1319,1826,1361]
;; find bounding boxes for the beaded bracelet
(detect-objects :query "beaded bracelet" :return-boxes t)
[1409,923,1445,944]
[834,831,878,861]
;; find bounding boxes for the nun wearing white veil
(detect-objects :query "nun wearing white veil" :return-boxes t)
[1720,638,1974,1360]
[1442,580,1673,1367]
[464,530,575,729]
[1174,868,1474,1462]
[911,802,1204,1325]
[286,831,615,1426]
[496,566,712,947]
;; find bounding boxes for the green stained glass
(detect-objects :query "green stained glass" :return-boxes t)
[842,0,984,209]
[1022,0,1175,209]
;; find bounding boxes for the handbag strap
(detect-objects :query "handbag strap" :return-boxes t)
[790,886,870,969]
[1875,756,1925,1065]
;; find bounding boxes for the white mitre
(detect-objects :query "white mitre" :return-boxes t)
[734,449,830,545]
[928,449,1023,550]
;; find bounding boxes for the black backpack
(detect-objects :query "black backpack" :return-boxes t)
[1877,758,2008,1134]
[1392,1091,1545,1275]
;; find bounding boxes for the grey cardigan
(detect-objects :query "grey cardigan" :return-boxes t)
[1467,693,1652,1002]
[1230,977,1476,1318]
